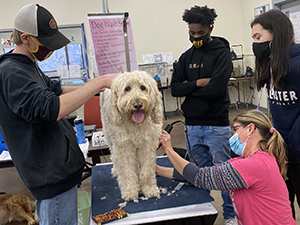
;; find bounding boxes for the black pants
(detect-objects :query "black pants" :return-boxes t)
[286,163,300,219]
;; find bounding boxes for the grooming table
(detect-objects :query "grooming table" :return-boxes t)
[90,156,218,225]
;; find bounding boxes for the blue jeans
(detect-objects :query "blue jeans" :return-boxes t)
[185,125,236,219]
[36,186,78,225]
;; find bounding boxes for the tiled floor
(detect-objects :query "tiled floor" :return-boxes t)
[1,105,300,224]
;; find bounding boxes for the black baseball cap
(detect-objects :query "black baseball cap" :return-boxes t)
[14,3,70,50]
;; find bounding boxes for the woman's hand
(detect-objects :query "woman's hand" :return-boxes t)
[158,130,189,176]
[159,130,173,154]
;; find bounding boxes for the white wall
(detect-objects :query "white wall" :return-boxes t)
[0,1,242,62]
[106,0,243,63]
[0,0,271,111]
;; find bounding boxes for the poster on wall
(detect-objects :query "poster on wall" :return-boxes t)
[87,13,138,76]
[254,4,270,18]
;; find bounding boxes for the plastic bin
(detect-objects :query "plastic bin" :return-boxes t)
[78,190,91,225]
[35,190,91,225]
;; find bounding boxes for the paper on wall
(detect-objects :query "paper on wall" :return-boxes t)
[154,53,163,63]
[87,15,138,75]
[57,65,69,79]
[69,65,81,78]
[162,52,173,65]
[142,54,154,64]
[142,52,173,65]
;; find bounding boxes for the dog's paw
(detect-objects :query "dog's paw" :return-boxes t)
[121,189,139,202]
[141,185,160,199]
[28,218,39,225]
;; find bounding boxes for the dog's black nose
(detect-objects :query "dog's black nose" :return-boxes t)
[133,101,143,110]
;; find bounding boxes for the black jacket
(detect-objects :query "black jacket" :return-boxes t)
[267,44,300,164]
[0,52,85,199]
[171,36,232,126]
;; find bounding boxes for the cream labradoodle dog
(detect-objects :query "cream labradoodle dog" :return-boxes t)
[100,70,163,201]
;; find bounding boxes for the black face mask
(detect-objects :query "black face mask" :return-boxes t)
[189,33,210,48]
[252,41,271,60]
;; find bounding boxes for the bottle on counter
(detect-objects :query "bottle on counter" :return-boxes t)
[74,116,86,144]
[154,65,163,87]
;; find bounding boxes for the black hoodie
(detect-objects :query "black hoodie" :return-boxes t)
[0,52,85,199]
[171,36,232,126]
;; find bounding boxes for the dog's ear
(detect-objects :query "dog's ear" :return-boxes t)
[110,84,122,126]
[150,84,163,124]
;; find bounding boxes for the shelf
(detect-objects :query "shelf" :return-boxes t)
[232,57,243,61]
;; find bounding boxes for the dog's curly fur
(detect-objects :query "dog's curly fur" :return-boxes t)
[100,70,163,201]
[0,193,39,225]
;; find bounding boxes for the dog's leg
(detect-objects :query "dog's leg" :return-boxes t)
[17,212,38,225]
[137,147,160,199]
[0,212,9,225]
[113,147,139,201]
[5,195,39,225]
[15,210,38,225]
[111,166,118,178]
[4,204,38,225]
[109,149,118,178]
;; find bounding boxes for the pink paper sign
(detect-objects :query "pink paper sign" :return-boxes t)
[88,15,138,76]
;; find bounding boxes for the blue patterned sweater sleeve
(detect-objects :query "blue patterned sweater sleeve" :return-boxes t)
[183,162,247,190]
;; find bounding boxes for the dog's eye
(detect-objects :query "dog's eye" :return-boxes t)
[140,85,146,91]
[125,86,131,92]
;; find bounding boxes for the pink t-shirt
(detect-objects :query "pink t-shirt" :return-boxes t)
[229,151,295,225]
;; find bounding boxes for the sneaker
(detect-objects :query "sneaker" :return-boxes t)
[224,217,238,225]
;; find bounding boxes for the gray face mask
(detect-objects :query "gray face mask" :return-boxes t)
[252,41,271,60]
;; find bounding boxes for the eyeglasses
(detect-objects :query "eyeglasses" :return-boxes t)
[231,124,244,133]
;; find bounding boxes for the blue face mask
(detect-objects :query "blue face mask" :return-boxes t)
[229,125,249,156]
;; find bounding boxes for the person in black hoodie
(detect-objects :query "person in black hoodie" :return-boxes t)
[171,6,237,225]
[0,3,117,225]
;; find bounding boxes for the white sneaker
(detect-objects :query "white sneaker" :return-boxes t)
[224,217,238,225]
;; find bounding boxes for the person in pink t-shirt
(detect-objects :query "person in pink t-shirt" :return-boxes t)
[156,110,295,224]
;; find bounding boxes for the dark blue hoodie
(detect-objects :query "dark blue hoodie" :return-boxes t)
[0,52,85,199]
[267,44,300,164]
[171,36,232,126]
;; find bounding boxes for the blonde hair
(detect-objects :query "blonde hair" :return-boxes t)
[10,29,23,45]
[233,110,288,180]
